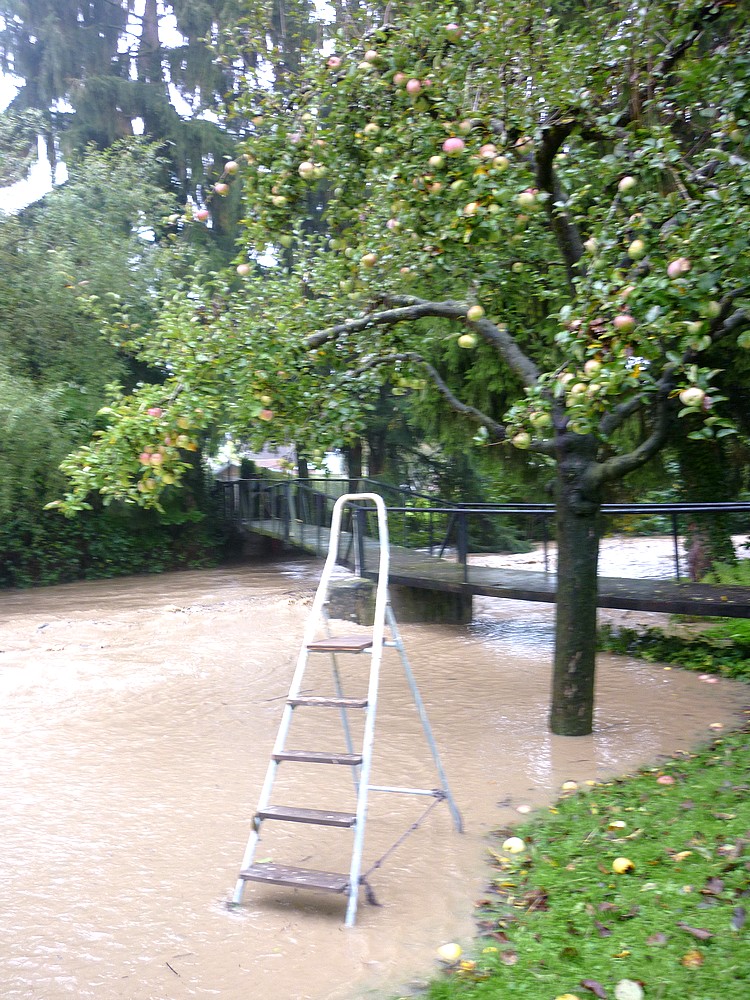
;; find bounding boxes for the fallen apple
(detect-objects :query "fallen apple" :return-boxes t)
[436,942,462,964]
[612,857,635,874]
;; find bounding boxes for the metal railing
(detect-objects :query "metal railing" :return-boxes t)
[217,478,750,582]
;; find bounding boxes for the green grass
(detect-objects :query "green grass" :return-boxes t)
[598,623,750,682]
[410,730,750,1000]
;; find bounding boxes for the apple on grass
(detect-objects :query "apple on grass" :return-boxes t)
[360,252,378,268]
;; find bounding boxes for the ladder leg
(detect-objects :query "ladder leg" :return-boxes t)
[329,651,361,793]
[386,605,464,833]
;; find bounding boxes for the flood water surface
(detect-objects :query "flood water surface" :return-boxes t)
[1,559,747,1000]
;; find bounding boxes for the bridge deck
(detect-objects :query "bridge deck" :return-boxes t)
[247,519,750,619]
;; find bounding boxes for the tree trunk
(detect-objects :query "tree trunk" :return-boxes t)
[344,440,363,493]
[549,437,602,736]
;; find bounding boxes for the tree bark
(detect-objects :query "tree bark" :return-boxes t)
[549,436,602,736]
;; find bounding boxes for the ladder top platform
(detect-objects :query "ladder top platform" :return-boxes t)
[239,862,349,894]
[307,635,373,652]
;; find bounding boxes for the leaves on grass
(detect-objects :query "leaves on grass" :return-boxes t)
[593,919,612,937]
[677,921,714,940]
[646,932,668,946]
[581,978,608,997]
[731,906,746,931]
[681,949,705,967]
[701,877,725,895]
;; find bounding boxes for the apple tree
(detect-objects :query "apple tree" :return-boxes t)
[54,0,750,735]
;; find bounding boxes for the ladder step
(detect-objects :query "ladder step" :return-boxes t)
[289,696,368,709]
[307,635,373,653]
[258,805,357,827]
[272,750,363,766]
[239,862,349,894]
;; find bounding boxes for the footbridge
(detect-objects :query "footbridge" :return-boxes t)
[218,478,750,621]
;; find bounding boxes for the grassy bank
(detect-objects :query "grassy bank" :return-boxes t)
[415,729,749,1000]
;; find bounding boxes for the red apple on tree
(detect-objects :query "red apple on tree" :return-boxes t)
[442,137,465,154]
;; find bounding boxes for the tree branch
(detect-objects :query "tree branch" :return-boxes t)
[535,119,585,288]
[613,1,732,129]
[305,294,541,387]
[587,378,675,490]
[348,351,507,440]
[708,285,750,343]
[598,395,644,437]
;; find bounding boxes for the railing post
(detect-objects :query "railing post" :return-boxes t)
[457,510,468,581]
[542,514,550,574]
[283,481,291,543]
[671,512,681,581]
[354,505,367,576]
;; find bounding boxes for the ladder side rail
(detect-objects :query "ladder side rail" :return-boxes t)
[328,649,362,793]
[344,494,390,926]
[385,605,464,834]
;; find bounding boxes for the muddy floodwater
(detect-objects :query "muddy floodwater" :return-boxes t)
[1,543,747,1000]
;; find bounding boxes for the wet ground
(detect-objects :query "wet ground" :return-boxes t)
[1,540,747,999]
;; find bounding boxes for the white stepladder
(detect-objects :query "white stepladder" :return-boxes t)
[232,493,463,926]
